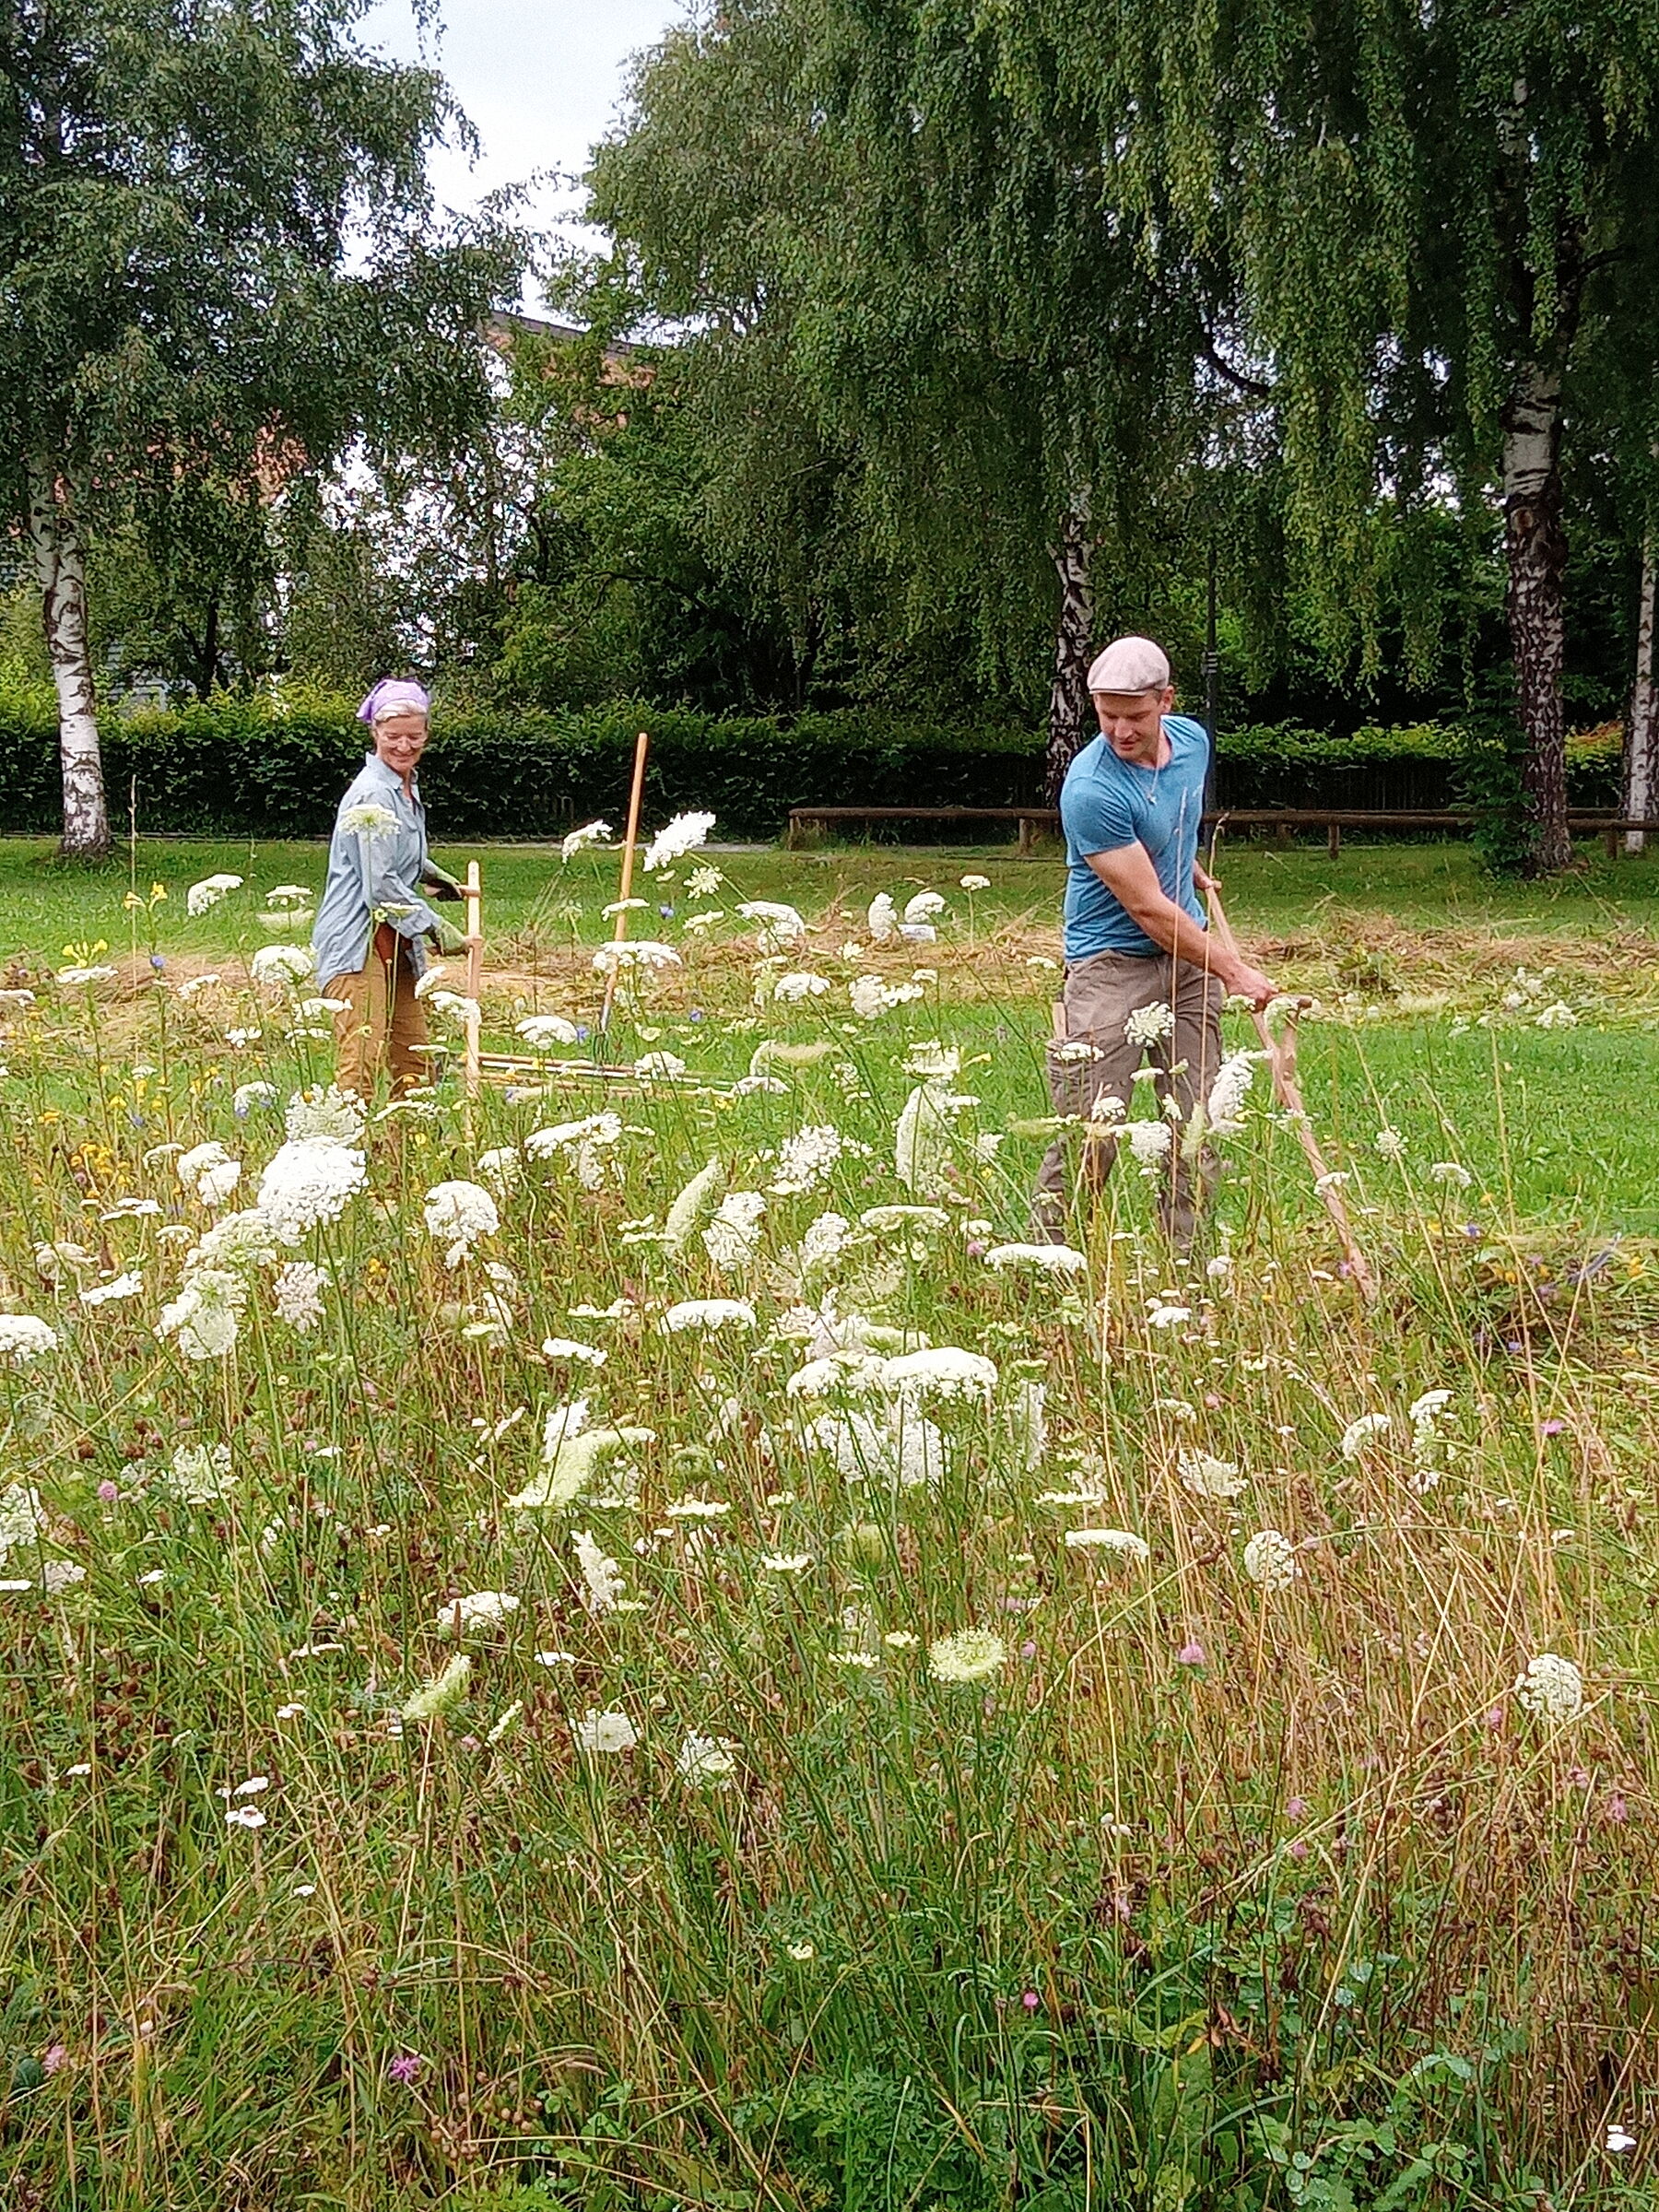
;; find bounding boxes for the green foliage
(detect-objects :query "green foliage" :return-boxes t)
[0,680,1624,842]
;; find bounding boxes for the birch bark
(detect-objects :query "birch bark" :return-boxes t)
[1045,499,1095,799]
[27,462,109,860]
[1500,362,1570,875]
[1624,535,1657,855]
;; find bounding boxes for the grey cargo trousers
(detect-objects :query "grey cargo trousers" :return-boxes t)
[1032,947,1225,1251]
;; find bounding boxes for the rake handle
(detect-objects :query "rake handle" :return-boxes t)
[1205,880,1379,1304]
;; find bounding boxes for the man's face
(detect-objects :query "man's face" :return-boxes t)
[373,712,429,777]
[1093,685,1175,766]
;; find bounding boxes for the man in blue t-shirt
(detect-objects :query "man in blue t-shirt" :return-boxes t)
[1033,634,1277,1251]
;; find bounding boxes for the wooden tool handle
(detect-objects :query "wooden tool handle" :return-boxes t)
[464,860,482,1100]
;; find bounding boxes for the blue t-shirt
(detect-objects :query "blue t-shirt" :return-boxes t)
[1060,715,1210,960]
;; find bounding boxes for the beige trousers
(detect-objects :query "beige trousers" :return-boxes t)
[324,930,429,1101]
[1033,948,1225,1251]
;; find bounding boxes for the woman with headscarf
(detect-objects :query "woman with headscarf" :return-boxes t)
[311,678,477,1101]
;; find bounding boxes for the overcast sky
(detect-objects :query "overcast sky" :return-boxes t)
[362,0,687,284]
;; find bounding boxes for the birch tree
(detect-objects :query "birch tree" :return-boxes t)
[1034,0,1659,872]
[0,0,518,856]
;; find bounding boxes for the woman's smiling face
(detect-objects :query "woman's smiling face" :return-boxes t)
[372,711,429,778]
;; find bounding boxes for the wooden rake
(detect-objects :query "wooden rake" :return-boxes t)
[1204,877,1379,1304]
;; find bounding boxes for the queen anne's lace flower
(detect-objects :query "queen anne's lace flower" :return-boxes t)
[1178,1451,1246,1500]
[0,1309,60,1362]
[186,872,242,916]
[882,1347,997,1399]
[1206,1050,1259,1135]
[677,1730,737,1783]
[177,1142,241,1207]
[797,1212,850,1275]
[1374,1126,1407,1160]
[866,894,898,943]
[572,1529,624,1614]
[258,1140,368,1243]
[516,1014,582,1049]
[1065,1528,1150,1560]
[402,1653,471,1721]
[560,818,612,860]
[661,1299,757,1334]
[591,939,682,974]
[984,1243,1087,1274]
[1514,1652,1583,1724]
[771,1124,845,1194]
[424,1180,500,1268]
[772,971,831,1002]
[251,944,314,986]
[928,1628,1006,1683]
[1124,1001,1176,1048]
[1127,1122,1172,1175]
[574,1709,638,1753]
[702,1192,767,1272]
[1242,1529,1298,1591]
[642,811,716,871]
[1339,1412,1393,1459]
[273,1261,328,1331]
[737,900,806,950]
[158,1267,245,1359]
[79,1273,143,1308]
[436,1590,520,1631]
[0,1484,47,1559]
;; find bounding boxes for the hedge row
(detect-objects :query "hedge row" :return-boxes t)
[0,690,1625,840]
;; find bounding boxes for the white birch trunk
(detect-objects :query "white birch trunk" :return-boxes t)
[1045,498,1095,799]
[1624,534,1657,854]
[1500,362,1570,875]
[27,461,109,860]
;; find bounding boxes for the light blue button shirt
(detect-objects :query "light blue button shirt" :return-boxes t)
[312,754,446,986]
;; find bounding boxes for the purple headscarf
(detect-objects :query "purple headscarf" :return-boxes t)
[356,678,430,725]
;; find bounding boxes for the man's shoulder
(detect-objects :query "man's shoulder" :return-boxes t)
[1163,713,1211,759]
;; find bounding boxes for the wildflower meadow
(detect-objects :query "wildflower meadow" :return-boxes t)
[1,833,1658,2211]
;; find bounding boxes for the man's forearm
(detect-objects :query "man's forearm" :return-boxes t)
[1116,890,1231,979]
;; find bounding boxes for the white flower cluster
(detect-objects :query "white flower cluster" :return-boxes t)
[642,811,716,872]
[424,1180,500,1269]
[0,1314,59,1369]
[176,1141,241,1208]
[702,1192,767,1273]
[1242,1529,1298,1592]
[1124,1001,1176,1048]
[257,1140,368,1244]
[186,872,242,917]
[1514,1652,1583,1725]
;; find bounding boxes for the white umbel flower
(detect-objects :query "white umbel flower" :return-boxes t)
[423,1180,500,1269]
[928,1628,1006,1683]
[516,1013,582,1049]
[80,1273,144,1308]
[984,1243,1087,1275]
[866,893,898,943]
[882,1347,998,1400]
[436,1590,521,1631]
[273,1261,328,1331]
[0,1315,58,1368]
[257,1140,368,1243]
[677,1730,737,1784]
[1124,1001,1175,1047]
[250,943,314,986]
[1514,1652,1583,1724]
[177,1142,241,1207]
[1127,1122,1172,1175]
[1178,1451,1246,1500]
[771,1124,845,1194]
[661,1299,757,1334]
[285,1085,366,1145]
[702,1192,767,1273]
[572,1530,625,1614]
[642,811,716,871]
[186,872,243,916]
[574,1709,637,1753]
[1339,1412,1393,1459]
[1065,1528,1151,1560]
[158,1268,245,1359]
[560,818,612,860]
[1242,1529,1298,1591]
[737,900,806,950]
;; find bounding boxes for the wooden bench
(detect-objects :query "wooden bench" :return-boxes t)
[786,803,1659,859]
[785,805,1060,853]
